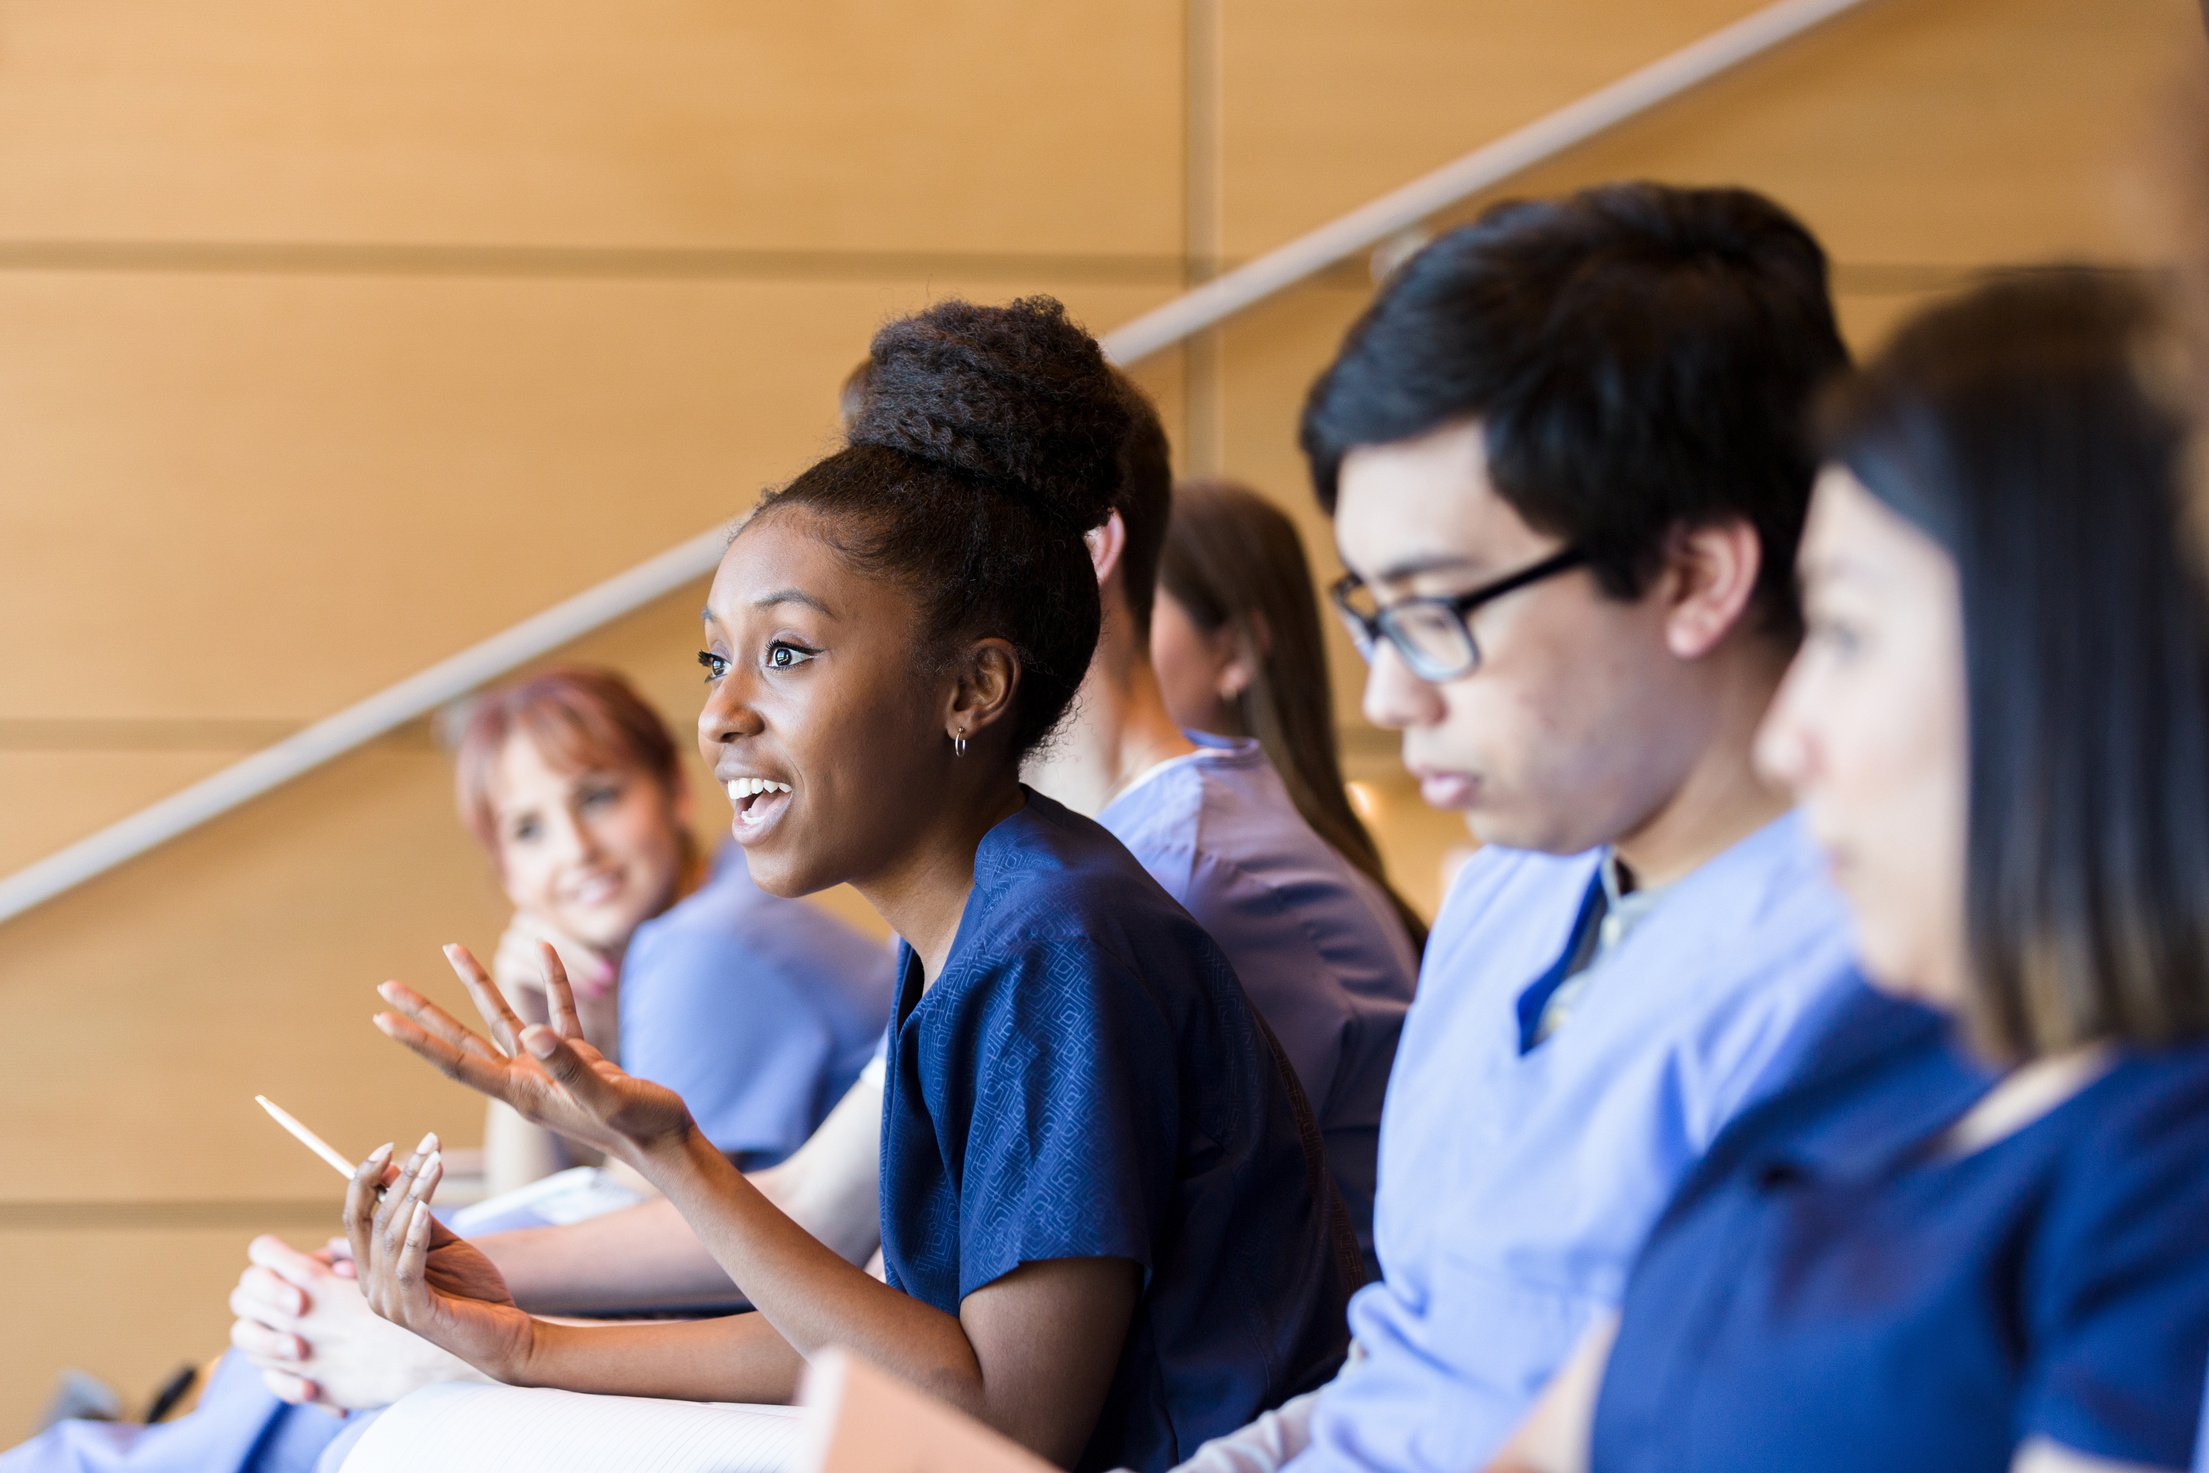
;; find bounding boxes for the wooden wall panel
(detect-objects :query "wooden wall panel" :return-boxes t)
[0,275,1177,724]
[0,743,510,1204]
[1221,0,1770,255]
[1484,0,2191,269]
[1222,0,2191,265]
[0,1,1185,257]
[0,751,244,876]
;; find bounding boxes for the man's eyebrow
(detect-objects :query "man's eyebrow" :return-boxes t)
[1355,551,1486,586]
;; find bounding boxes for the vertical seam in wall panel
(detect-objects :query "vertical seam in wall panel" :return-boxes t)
[1182,0,1226,477]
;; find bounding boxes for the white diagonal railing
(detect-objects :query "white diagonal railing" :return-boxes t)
[0,0,1879,925]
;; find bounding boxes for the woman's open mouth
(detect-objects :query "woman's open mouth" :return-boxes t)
[726,776,794,843]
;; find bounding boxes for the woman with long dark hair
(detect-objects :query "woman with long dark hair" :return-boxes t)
[1152,478,1427,954]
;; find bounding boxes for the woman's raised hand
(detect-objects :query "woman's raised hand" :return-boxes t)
[373,942,694,1163]
[343,1134,535,1382]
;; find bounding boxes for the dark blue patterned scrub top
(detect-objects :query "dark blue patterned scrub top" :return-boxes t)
[1592,982,2209,1473]
[878,790,1354,1473]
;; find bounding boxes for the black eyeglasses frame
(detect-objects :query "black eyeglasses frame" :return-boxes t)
[1330,546,1591,681]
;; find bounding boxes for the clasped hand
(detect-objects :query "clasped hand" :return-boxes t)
[343,1132,534,1381]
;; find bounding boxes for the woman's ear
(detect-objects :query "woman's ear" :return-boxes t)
[1218,611,1270,701]
[945,638,1022,748]
[1217,642,1258,703]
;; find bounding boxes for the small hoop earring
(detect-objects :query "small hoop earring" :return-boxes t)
[954,729,968,757]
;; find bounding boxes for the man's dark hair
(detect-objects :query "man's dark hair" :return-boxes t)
[1301,182,1847,639]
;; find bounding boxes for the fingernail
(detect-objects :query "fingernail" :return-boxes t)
[523,1027,558,1059]
[415,1131,437,1155]
[377,982,400,1002]
[367,1142,393,1165]
[412,1152,440,1193]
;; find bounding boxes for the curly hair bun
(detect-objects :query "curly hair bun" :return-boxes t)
[848,296,1131,537]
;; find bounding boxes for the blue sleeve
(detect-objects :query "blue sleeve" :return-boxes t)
[620,921,851,1168]
[949,936,1180,1299]
[2020,1073,2209,1466]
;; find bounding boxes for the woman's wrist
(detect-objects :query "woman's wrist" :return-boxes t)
[622,1112,712,1184]
[496,1311,557,1388]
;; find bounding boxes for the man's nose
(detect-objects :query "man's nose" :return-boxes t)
[1362,642,1445,733]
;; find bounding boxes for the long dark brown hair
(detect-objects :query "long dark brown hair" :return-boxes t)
[1159,479,1427,955]
[1822,268,2209,1058]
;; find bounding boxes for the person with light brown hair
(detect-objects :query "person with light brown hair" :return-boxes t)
[449,668,696,1190]
[5,668,892,1473]
[449,667,892,1195]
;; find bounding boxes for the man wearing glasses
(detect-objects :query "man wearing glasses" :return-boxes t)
[1160,183,1864,1473]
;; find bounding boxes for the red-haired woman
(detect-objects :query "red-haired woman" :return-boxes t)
[450,667,891,1192]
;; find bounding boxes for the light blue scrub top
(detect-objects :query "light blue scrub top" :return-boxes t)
[1097,733,1418,1271]
[1290,811,1859,1473]
[621,843,893,1168]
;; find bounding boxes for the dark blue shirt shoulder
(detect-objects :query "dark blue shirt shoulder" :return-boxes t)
[879,791,1353,1473]
[1595,981,2209,1473]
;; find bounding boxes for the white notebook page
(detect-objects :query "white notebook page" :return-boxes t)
[339,1384,806,1473]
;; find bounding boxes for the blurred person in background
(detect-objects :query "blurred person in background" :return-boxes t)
[1151,476,1429,955]
[1489,269,2209,1473]
[1,667,890,1473]
[452,667,891,1193]
[1021,387,1418,1275]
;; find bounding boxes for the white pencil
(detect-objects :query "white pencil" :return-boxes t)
[255,1093,358,1180]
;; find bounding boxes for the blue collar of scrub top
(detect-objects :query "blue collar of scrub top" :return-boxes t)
[1721,982,1998,1188]
[1512,852,1672,1053]
[1515,866,1611,1054]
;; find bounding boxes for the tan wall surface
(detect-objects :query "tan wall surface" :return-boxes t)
[1,0,2194,1440]
[0,2,1186,255]
[0,273,1180,724]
